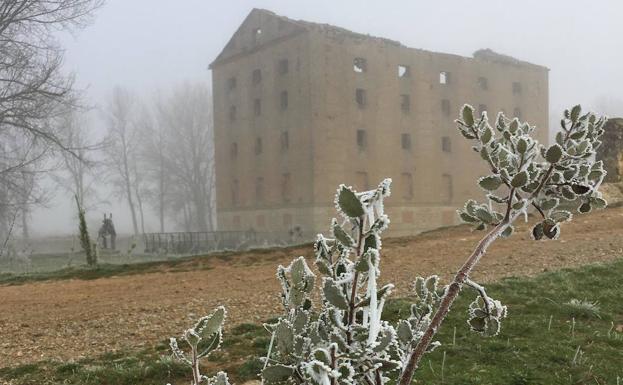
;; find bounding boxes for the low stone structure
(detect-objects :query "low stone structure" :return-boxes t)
[596,118,623,183]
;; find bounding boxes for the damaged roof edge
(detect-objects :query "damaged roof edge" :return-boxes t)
[473,48,549,70]
[209,8,548,71]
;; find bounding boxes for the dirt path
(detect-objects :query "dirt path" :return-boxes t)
[1,207,622,367]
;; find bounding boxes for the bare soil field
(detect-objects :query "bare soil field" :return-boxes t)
[1,207,622,367]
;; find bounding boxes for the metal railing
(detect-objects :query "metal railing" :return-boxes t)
[142,230,304,254]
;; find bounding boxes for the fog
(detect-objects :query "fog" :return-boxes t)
[29,0,623,236]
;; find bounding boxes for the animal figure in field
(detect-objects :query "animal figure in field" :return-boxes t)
[98,213,117,250]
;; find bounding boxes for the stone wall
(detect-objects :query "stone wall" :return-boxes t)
[210,9,550,238]
[596,118,623,183]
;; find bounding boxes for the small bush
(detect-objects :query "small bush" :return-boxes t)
[562,299,601,319]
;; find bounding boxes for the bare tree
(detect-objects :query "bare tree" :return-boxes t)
[0,0,104,244]
[0,0,104,154]
[52,109,101,210]
[102,86,143,235]
[155,83,215,232]
[136,105,169,232]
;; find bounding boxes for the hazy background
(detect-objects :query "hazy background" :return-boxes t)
[31,0,623,236]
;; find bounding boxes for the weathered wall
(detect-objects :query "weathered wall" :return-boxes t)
[212,11,316,233]
[596,118,623,183]
[305,26,549,235]
[212,9,550,238]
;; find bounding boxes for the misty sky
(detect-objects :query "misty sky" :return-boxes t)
[31,0,623,236]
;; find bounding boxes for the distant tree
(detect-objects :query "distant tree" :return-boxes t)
[102,87,144,235]
[593,95,623,118]
[53,110,101,211]
[0,0,104,243]
[153,83,215,232]
[136,105,169,233]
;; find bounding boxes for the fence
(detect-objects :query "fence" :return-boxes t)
[142,230,304,254]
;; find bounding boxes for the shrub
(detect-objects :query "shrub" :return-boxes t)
[170,105,607,385]
[75,195,97,266]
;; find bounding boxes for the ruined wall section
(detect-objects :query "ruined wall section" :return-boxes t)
[305,29,549,235]
[212,18,316,233]
[597,118,623,183]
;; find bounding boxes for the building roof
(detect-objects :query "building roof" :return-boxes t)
[211,8,547,70]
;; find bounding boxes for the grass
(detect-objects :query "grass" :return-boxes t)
[2,259,622,385]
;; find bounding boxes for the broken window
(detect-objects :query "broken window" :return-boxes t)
[398,65,410,78]
[478,104,487,116]
[401,94,411,113]
[513,107,522,120]
[401,172,414,200]
[280,90,288,110]
[355,171,369,190]
[252,69,262,85]
[255,177,264,203]
[441,174,453,204]
[512,81,522,95]
[478,76,488,90]
[227,77,237,91]
[281,173,291,203]
[278,59,289,75]
[356,129,367,150]
[231,179,239,206]
[439,71,450,85]
[355,88,366,108]
[441,99,451,116]
[255,137,262,155]
[254,98,261,116]
[230,142,238,159]
[353,57,367,73]
[442,136,452,153]
[280,130,289,151]
[252,28,262,44]
[401,133,411,150]
[229,105,237,121]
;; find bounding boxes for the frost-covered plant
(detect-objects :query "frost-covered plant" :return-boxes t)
[563,299,601,319]
[169,306,231,385]
[397,104,608,385]
[173,105,606,385]
[259,180,457,385]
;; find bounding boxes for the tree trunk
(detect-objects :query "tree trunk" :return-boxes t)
[20,206,29,240]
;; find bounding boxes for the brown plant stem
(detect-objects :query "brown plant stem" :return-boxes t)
[397,211,520,385]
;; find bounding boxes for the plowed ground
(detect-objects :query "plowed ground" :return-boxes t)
[1,207,622,367]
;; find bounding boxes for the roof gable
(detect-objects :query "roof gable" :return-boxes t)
[210,9,306,68]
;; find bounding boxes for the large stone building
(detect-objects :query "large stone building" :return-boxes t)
[210,9,549,237]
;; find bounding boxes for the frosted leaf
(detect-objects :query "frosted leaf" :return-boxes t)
[323,278,349,310]
[262,365,295,384]
[332,218,354,248]
[335,185,365,218]
[461,104,475,126]
[478,175,503,191]
[194,306,226,339]
[169,337,191,365]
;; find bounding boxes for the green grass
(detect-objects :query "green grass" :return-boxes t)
[2,259,622,385]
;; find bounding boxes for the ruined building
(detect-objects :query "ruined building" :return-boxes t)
[596,118,623,183]
[210,9,549,237]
